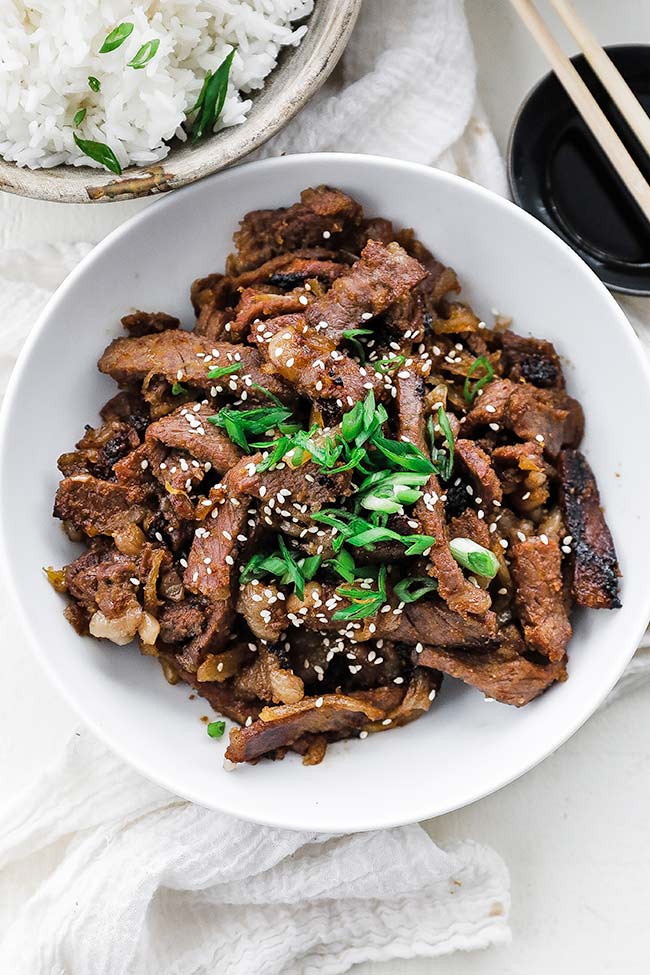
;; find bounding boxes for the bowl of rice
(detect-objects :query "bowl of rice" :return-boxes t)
[0,0,360,204]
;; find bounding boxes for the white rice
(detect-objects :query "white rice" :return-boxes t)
[0,0,313,170]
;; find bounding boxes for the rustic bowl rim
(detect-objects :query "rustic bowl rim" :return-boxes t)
[0,0,362,204]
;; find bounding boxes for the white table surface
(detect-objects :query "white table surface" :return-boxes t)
[2,2,650,972]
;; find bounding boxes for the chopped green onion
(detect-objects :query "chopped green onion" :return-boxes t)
[434,407,455,480]
[342,327,373,362]
[278,536,304,600]
[255,436,291,473]
[207,362,242,380]
[171,382,188,396]
[341,400,364,442]
[87,76,101,92]
[127,38,160,69]
[464,355,495,404]
[373,354,406,374]
[188,71,212,115]
[346,526,404,548]
[73,108,86,127]
[371,434,435,474]
[208,406,292,452]
[325,548,357,582]
[207,720,226,738]
[393,576,438,603]
[73,134,122,174]
[343,328,373,339]
[402,535,436,556]
[333,566,387,620]
[300,555,322,582]
[191,49,236,144]
[251,383,284,407]
[449,537,499,579]
[99,22,134,53]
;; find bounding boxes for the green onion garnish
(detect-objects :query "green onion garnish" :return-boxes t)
[191,49,236,144]
[342,327,373,362]
[207,362,242,380]
[73,134,122,175]
[371,435,435,474]
[402,535,435,556]
[373,354,406,374]
[449,537,499,579]
[127,38,160,69]
[73,108,86,127]
[393,576,438,603]
[208,405,292,452]
[251,383,284,407]
[87,76,101,92]
[464,355,495,404]
[99,22,134,54]
[240,538,319,599]
[207,720,226,738]
[430,406,455,480]
[171,382,188,396]
[333,566,387,621]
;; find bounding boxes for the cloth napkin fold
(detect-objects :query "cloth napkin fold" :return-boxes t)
[1,0,649,972]
[0,733,510,975]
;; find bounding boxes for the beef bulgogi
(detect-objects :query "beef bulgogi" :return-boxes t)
[49,186,621,767]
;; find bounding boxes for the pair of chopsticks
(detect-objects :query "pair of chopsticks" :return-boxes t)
[510,0,650,224]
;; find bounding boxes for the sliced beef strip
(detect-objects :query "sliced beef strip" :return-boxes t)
[230,185,363,273]
[195,259,347,341]
[448,509,492,548]
[229,288,312,342]
[54,474,146,537]
[64,540,134,611]
[304,240,427,343]
[57,418,141,480]
[454,439,502,509]
[396,371,428,455]
[558,449,621,609]
[98,331,293,404]
[158,599,206,643]
[146,402,243,474]
[251,313,386,408]
[492,442,555,513]
[226,450,352,508]
[178,495,251,670]
[509,536,572,661]
[501,330,565,389]
[359,667,442,731]
[390,597,499,649]
[414,475,492,618]
[237,581,289,642]
[233,645,304,705]
[417,624,567,706]
[465,379,584,459]
[225,692,386,764]
[121,310,180,337]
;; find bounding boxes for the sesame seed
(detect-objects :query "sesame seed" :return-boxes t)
[315,697,324,708]
[359,730,368,739]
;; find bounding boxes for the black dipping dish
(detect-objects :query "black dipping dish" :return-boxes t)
[508,44,650,296]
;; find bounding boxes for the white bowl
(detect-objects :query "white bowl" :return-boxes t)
[2,154,650,832]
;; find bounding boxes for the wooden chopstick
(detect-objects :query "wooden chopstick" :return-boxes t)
[510,0,650,224]
[551,0,650,161]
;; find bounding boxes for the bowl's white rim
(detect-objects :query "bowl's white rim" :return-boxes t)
[2,152,650,832]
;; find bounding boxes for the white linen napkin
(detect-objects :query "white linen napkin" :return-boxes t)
[0,0,648,971]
